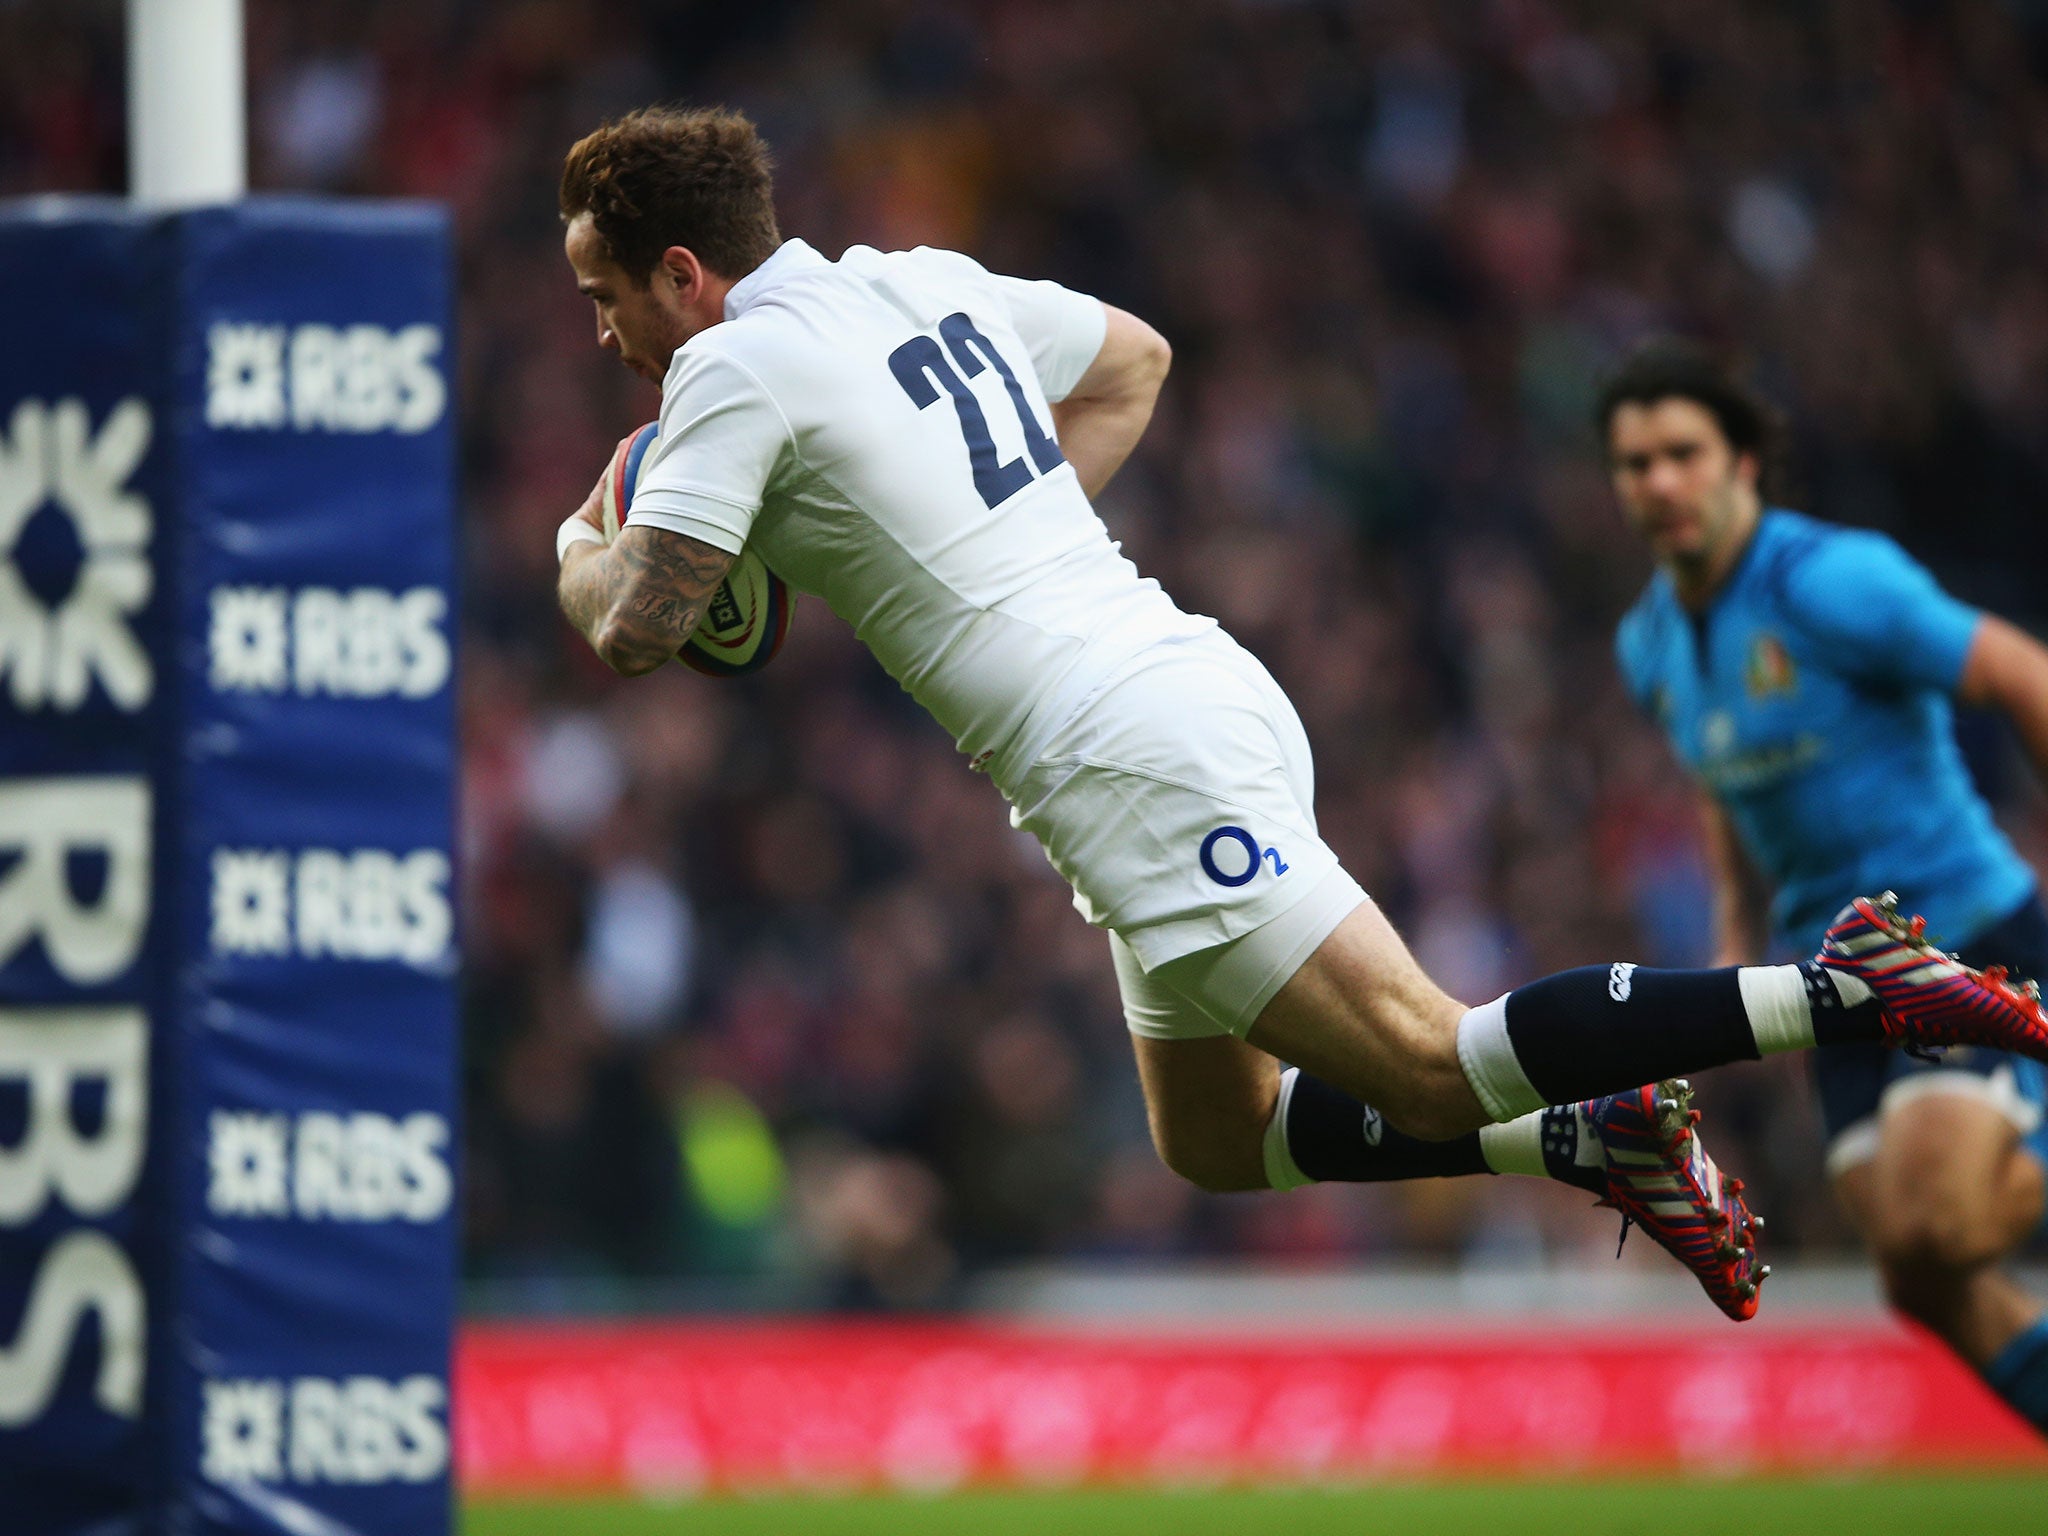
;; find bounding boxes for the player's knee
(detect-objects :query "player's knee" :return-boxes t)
[1146,1111,1264,1194]
[1868,1196,2005,1281]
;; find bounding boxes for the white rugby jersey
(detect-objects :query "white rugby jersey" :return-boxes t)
[625,238,1214,787]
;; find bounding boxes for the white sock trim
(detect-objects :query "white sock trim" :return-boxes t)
[1456,994,1547,1123]
[1262,1066,1314,1190]
[1478,1111,1547,1178]
[1740,964,1815,1055]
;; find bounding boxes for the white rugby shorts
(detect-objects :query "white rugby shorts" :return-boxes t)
[1004,634,1367,1039]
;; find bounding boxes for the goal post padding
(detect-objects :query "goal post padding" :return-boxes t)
[0,197,458,1536]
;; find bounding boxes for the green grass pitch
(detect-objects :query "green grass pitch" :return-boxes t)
[466,1473,2048,1536]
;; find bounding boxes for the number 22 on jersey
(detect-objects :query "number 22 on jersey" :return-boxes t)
[888,312,1065,509]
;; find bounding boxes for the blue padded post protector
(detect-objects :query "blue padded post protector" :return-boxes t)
[0,196,458,1536]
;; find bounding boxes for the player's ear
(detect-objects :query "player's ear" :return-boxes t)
[659,244,704,297]
[1732,448,1760,490]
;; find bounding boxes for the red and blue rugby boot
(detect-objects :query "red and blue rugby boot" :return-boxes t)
[1817,892,2048,1062]
[1587,1079,1767,1322]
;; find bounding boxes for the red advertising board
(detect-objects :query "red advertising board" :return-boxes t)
[455,1319,2045,1496]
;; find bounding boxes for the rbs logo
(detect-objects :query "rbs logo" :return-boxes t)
[205,322,446,434]
[208,1110,452,1223]
[202,1374,447,1485]
[0,397,154,713]
[209,584,451,699]
[0,778,152,1427]
[211,847,453,967]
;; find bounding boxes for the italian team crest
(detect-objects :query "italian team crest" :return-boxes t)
[1745,633,1797,698]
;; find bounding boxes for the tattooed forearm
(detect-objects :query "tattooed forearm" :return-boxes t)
[558,525,736,676]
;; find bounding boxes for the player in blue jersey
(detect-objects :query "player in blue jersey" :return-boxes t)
[1605,338,2048,1434]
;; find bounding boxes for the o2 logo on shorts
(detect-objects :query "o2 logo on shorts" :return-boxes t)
[1199,825,1288,887]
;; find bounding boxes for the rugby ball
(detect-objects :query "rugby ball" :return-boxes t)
[599,421,793,678]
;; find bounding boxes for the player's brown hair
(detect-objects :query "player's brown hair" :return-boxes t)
[1596,337,1787,494]
[560,106,781,285]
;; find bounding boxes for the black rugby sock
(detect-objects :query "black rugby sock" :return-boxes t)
[1502,965,1757,1106]
[1456,961,1887,1119]
[1278,1069,1489,1183]
[1266,1069,1603,1194]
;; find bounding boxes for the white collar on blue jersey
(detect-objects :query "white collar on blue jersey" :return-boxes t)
[724,238,829,320]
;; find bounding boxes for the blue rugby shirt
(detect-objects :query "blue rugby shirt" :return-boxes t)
[1616,509,2034,949]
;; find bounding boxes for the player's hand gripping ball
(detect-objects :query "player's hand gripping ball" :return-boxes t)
[598,421,793,677]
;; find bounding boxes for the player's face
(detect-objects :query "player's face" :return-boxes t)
[1607,398,1759,566]
[564,213,690,384]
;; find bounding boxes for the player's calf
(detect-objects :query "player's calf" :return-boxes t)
[1242,897,1489,1143]
[1872,1254,2048,1439]
[1875,1252,1977,1338]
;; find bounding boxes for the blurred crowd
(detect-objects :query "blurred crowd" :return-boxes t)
[8,0,2048,1305]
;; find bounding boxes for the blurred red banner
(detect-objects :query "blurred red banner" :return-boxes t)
[455,1319,2045,1495]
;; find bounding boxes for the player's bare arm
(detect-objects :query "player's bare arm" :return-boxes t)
[1960,615,2048,781]
[1700,796,1770,965]
[1050,304,1171,499]
[558,524,736,676]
